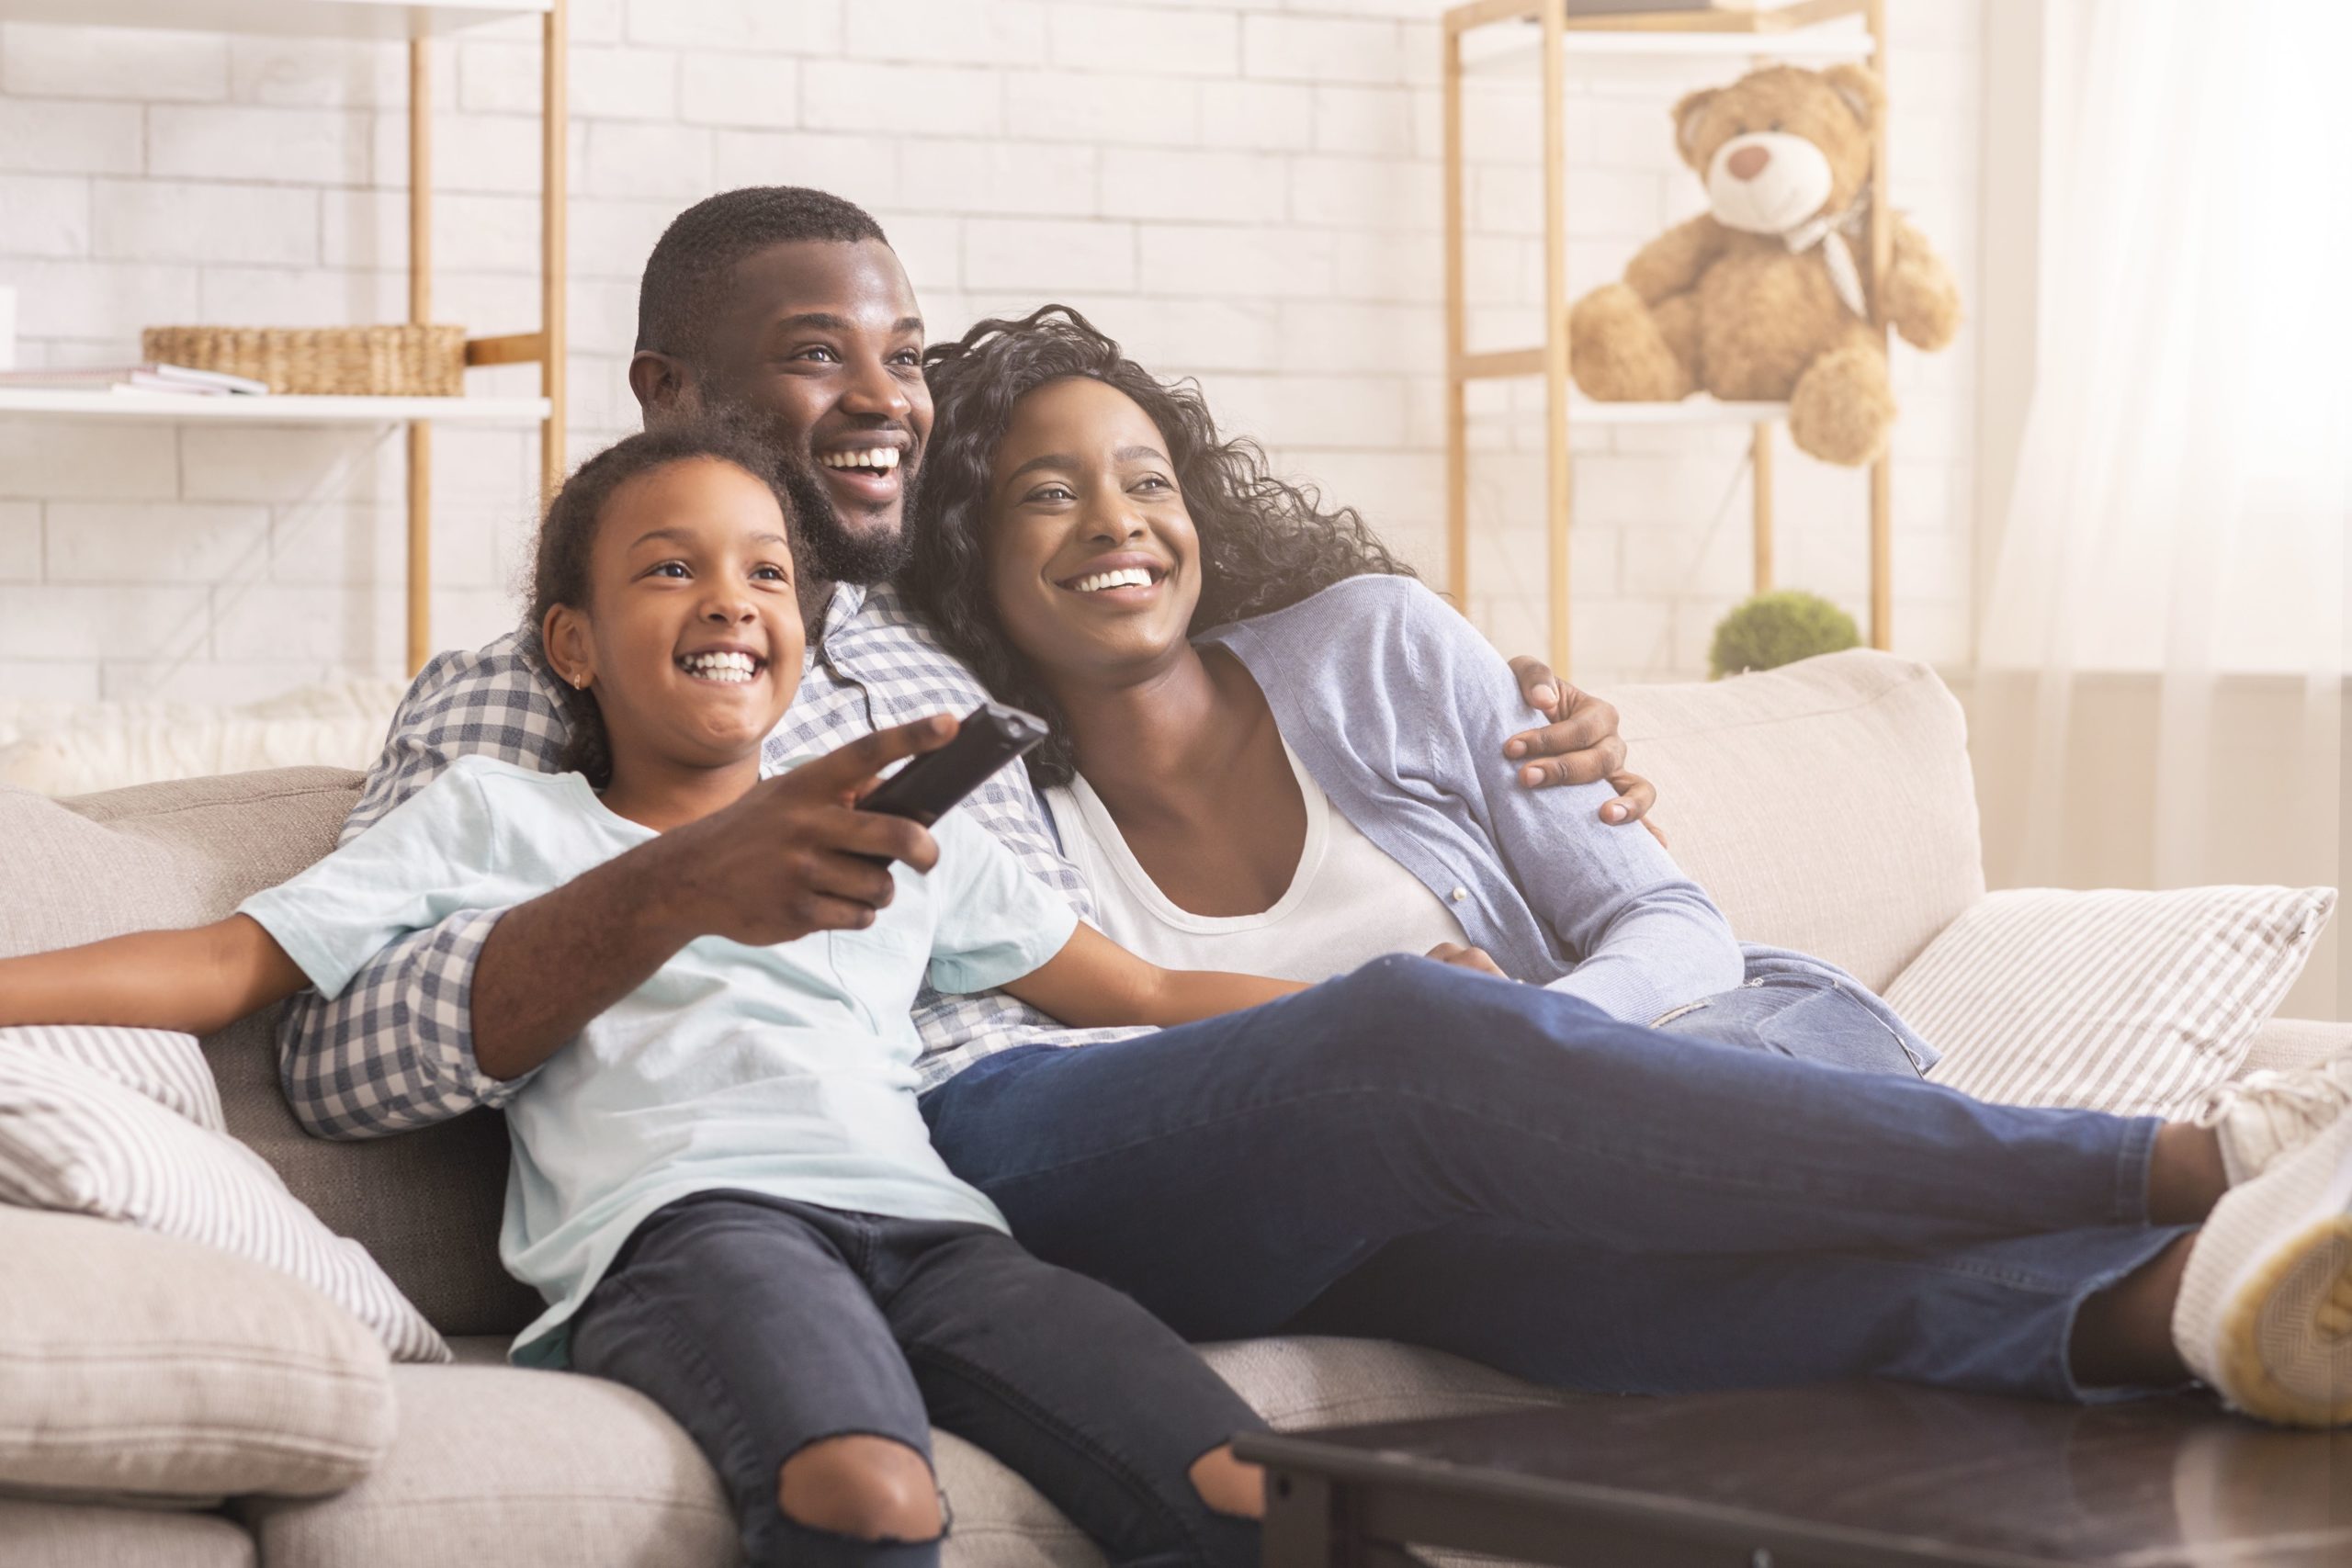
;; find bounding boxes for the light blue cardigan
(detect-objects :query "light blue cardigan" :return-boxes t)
[1197,575,1937,1068]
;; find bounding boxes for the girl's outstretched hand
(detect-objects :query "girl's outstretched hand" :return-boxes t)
[654,716,957,950]
[1425,942,1511,980]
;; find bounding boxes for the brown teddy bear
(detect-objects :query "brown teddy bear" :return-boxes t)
[1567,63,1960,467]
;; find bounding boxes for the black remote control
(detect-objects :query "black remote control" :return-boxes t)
[859,702,1048,834]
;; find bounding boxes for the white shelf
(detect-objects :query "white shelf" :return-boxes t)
[0,389,551,424]
[1570,397,1788,425]
[0,0,550,39]
[1463,17,1873,69]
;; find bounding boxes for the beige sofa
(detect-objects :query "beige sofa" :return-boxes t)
[2,649,2342,1568]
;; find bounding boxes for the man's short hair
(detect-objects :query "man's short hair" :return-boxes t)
[635,186,888,364]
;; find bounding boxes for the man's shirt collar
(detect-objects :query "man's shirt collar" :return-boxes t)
[814,579,868,647]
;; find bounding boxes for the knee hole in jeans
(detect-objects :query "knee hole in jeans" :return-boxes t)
[1189,1445,1266,1520]
[776,1435,944,1543]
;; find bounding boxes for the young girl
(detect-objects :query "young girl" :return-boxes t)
[0,423,1423,1568]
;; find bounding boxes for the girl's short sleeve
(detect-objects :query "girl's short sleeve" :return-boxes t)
[240,761,505,1000]
[922,813,1081,997]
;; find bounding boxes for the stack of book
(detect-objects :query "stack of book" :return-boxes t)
[0,363,271,397]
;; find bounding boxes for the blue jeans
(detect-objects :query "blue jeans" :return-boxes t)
[921,956,2185,1404]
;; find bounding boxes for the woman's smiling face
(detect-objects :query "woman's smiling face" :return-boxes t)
[984,376,1204,684]
[542,456,807,778]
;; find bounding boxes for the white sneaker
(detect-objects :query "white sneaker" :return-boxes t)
[2192,1051,2352,1186]
[2172,1111,2352,1427]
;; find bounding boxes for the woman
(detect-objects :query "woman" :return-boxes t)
[899,306,2352,1423]
[906,306,1930,1079]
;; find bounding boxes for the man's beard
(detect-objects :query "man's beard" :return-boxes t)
[777,452,919,586]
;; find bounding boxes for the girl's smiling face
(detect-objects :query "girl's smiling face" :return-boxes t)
[983,376,1204,686]
[541,456,807,787]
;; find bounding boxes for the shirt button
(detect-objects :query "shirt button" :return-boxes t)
[1449,886,1468,903]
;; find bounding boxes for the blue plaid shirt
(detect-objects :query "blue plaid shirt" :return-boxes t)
[277,581,1140,1140]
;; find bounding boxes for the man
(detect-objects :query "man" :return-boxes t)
[284,189,2350,1477]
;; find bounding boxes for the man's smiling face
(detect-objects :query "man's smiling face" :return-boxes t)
[661,237,933,586]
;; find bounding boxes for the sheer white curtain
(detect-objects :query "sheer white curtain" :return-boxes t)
[1973,0,2349,1016]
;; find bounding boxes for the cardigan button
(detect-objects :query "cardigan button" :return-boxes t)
[1449,886,1468,903]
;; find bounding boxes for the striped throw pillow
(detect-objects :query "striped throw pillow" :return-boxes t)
[1,1024,225,1130]
[0,1040,449,1364]
[1889,886,2338,1116]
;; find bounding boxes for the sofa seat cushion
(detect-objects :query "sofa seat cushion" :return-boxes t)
[238,1350,737,1568]
[243,1334,1557,1568]
[1199,1335,1564,1428]
[0,1498,254,1568]
[933,1337,1566,1568]
[0,1207,392,1503]
[1609,650,1985,993]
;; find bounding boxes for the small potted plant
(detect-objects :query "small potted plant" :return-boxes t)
[1707,590,1860,679]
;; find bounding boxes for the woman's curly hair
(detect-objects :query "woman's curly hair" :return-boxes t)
[904,305,1414,788]
[521,418,794,789]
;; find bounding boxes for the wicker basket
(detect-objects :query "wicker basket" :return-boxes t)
[140,324,467,397]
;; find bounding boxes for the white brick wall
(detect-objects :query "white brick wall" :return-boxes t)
[0,1,1982,705]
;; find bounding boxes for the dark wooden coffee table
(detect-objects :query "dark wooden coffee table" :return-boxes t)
[1233,1382,2351,1566]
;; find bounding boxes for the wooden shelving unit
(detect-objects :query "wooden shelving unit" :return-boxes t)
[0,0,568,674]
[0,389,552,424]
[1442,0,1891,675]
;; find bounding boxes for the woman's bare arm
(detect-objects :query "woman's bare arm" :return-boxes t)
[0,915,307,1035]
[1001,925,1517,1029]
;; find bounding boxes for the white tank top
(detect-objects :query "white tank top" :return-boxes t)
[1044,741,1470,983]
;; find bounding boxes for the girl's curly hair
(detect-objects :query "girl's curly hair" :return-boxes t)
[903,304,1414,789]
[521,418,794,789]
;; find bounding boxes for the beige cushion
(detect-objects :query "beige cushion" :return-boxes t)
[0,1049,448,1363]
[243,1333,1555,1568]
[0,1497,253,1568]
[1894,886,2337,1116]
[1608,650,1985,993]
[0,772,537,1340]
[0,1207,391,1502]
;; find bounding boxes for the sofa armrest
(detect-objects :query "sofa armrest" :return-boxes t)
[0,1207,392,1503]
[2240,1017,2352,1077]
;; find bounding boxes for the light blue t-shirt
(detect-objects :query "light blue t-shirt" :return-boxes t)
[241,754,1079,1367]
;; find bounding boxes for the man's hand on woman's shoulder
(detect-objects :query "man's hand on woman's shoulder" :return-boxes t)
[1500,655,1666,848]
